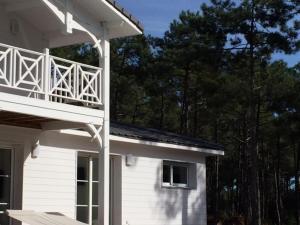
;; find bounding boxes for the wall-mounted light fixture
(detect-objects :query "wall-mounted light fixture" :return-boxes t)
[31,141,40,159]
[10,19,20,35]
[125,154,136,167]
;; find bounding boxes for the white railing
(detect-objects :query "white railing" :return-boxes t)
[0,43,103,106]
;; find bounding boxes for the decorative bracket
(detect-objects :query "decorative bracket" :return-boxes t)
[85,123,103,149]
[41,0,103,57]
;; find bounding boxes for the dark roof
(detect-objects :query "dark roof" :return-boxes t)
[110,122,224,151]
[105,0,144,32]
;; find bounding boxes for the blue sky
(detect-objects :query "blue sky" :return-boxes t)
[117,0,299,66]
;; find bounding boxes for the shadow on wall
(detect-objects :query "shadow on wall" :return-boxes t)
[154,162,206,225]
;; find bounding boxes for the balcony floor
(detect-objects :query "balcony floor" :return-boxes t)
[0,92,104,127]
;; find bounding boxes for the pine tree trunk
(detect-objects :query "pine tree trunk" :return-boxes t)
[294,141,300,225]
[274,169,281,225]
[248,1,261,224]
[215,156,220,214]
[112,88,119,120]
[192,90,198,137]
[132,93,139,124]
[240,114,248,218]
[274,135,282,225]
[159,92,165,129]
[214,120,220,214]
[180,67,189,134]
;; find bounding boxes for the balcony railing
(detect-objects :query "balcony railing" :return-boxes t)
[0,43,103,106]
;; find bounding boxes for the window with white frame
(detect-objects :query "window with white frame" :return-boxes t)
[162,161,189,188]
[76,155,98,225]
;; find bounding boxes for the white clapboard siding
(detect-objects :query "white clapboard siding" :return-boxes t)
[22,146,76,219]
[122,155,207,225]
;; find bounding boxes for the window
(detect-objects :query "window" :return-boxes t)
[76,155,98,225]
[162,161,189,188]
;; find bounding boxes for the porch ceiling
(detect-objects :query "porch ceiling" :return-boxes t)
[0,0,60,32]
[0,111,56,129]
[0,0,142,47]
[0,0,88,47]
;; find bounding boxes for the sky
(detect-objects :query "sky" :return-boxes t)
[117,0,299,67]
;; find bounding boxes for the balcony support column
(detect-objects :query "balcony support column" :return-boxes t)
[97,26,110,225]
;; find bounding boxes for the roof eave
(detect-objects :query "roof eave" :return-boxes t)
[101,0,143,39]
[110,135,225,156]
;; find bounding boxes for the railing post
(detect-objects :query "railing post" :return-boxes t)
[75,63,79,101]
[12,48,16,87]
[44,48,50,101]
[9,47,14,87]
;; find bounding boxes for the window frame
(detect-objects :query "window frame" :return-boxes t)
[75,153,99,225]
[162,160,190,188]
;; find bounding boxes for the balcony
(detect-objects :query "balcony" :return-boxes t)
[0,43,104,128]
[0,42,103,106]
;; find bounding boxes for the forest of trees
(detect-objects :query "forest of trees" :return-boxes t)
[52,0,300,224]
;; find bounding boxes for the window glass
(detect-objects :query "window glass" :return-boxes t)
[76,155,99,225]
[77,157,89,181]
[163,164,171,183]
[92,207,98,225]
[77,181,89,205]
[0,149,11,175]
[173,166,188,185]
[76,207,89,223]
[92,183,98,205]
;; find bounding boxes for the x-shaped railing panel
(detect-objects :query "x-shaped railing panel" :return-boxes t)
[14,50,44,93]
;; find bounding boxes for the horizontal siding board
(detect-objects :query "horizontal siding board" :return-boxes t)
[25,159,76,166]
[23,178,75,186]
[23,192,76,199]
[34,152,75,158]
[23,171,75,179]
[24,166,75,174]
[23,146,76,218]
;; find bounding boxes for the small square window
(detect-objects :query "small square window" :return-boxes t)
[162,161,189,188]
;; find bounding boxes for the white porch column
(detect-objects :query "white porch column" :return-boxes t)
[98,28,110,225]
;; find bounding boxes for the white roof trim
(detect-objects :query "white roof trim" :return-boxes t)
[100,0,143,35]
[110,135,224,156]
[58,130,224,155]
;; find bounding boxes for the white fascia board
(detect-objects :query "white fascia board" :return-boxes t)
[100,0,143,37]
[59,129,224,156]
[0,92,104,125]
[110,135,224,156]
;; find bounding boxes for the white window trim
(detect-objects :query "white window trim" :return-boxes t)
[76,153,99,225]
[162,161,190,189]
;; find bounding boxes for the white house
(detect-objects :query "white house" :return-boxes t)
[0,1,224,225]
